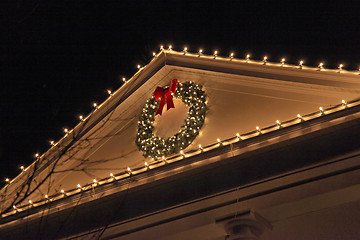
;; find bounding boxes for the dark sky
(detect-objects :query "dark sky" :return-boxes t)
[1,1,360,185]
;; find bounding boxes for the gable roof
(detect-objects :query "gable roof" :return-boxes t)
[1,49,359,236]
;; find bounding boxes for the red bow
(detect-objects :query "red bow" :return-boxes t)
[153,79,178,115]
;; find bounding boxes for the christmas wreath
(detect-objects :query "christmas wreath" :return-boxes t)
[136,79,207,159]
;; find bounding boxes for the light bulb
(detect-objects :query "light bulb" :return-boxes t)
[122,77,126,83]
[246,54,250,63]
[281,58,285,66]
[299,60,304,69]
[107,90,112,95]
[256,126,261,133]
[275,120,280,126]
[263,56,267,65]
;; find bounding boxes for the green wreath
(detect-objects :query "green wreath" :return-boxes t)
[136,81,207,159]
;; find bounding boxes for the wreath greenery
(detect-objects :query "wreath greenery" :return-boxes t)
[136,81,207,159]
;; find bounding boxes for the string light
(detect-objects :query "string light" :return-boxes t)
[152,52,156,57]
[198,144,203,150]
[229,52,234,60]
[263,56,267,65]
[162,156,167,163]
[93,179,97,185]
[137,64,141,69]
[319,107,324,114]
[127,167,132,175]
[276,120,281,128]
[13,205,17,210]
[77,184,81,190]
[183,47,188,54]
[198,49,203,57]
[168,45,172,50]
[44,194,48,199]
[79,115,83,121]
[20,166,25,171]
[213,50,218,58]
[338,64,343,73]
[297,114,303,121]
[246,54,250,63]
[50,140,55,146]
[281,58,285,66]
[299,60,304,69]
[160,45,164,50]
[342,99,347,107]
[180,150,185,157]
[256,126,262,134]
[217,138,222,144]
[236,133,241,140]
[35,153,39,158]
[61,189,66,195]
[145,162,150,170]
[318,62,324,71]
[107,89,112,95]
[28,200,33,205]
[5,178,10,183]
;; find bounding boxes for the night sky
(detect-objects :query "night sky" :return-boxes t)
[1,1,360,186]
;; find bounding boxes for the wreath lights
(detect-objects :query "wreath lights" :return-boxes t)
[136,80,207,159]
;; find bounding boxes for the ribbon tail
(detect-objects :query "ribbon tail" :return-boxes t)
[156,96,166,115]
[165,92,175,110]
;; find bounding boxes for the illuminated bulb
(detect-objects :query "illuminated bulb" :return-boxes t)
[299,60,304,69]
[77,184,81,189]
[246,54,250,63]
[45,194,48,199]
[35,153,39,158]
[20,166,24,171]
[79,115,83,121]
[107,89,112,95]
[5,178,10,183]
[338,64,343,73]
[122,77,126,83]
[180,150,184,156]
[213,50,218,58]
[145,162,150,170]
[281,58,285,66]
[230,52,234,60]
[152,52,156,56]
[297,114,303,120]
[276,120,281,127]
[61,189,65,194]
[13,205,17,210]
[318,62,324,71]
[127,167,132,175]
[198,49,203,56]
[256,126,261,133]
[183,47,188,54]
[93,179,97,184]
[137,64,141,69]
[93,103,97,108]
[110,173,115,178]
[263,56,267,65]
[342,99,347,107]
[168,45,172,50]
[319,107,324,114]
[160,45,164,50]
[29,200,32,204]
[236,133,241,139]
